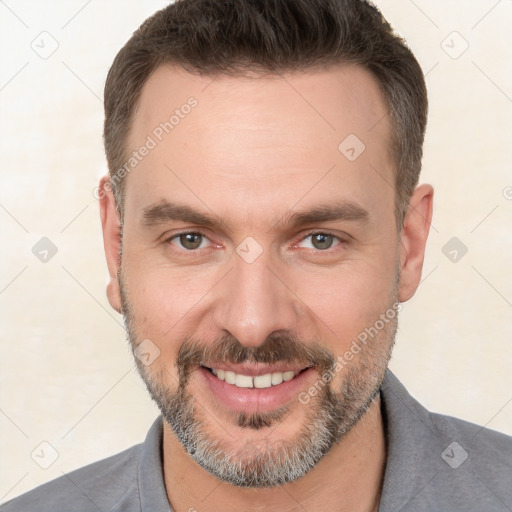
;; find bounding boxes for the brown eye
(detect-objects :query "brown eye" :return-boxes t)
[177,233,205,250]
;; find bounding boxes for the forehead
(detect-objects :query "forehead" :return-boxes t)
[124,63,394,227]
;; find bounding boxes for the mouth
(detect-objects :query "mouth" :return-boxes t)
[202,365,310,388]
[198,363,315,414]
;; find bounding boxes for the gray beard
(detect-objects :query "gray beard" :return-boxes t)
[120,272,398,488]
[146,365,384,487]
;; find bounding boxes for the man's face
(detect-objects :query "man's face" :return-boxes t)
[112,64,403,486]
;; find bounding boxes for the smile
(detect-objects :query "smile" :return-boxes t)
[197,364,315,413]
[208,367,300,388]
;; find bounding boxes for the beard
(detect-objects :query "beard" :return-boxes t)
[120,271,399,488]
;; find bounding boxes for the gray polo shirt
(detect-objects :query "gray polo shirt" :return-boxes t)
[2,370,511,511]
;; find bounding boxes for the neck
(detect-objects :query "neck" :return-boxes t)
[163,395,386,512]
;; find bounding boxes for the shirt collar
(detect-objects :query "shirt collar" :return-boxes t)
[378,370,446,512]
[138,417,172,512]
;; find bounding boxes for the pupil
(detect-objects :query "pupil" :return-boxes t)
[313,234,333,250]
[180,233,202,249]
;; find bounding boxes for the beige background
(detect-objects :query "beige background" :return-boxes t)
[1,0,511,502]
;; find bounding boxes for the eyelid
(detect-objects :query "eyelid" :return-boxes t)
[164,229,227,255]
[294,230,348,249]
[162,229,349,253]
[164,230,205,245]
[162,228,210,242]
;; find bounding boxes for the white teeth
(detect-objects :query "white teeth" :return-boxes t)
[283,371,295,382]
[271,372,284,385]
[253,374,272,389]
[210,368,299,388]
[224,371,236,385]
[235,374,254,388]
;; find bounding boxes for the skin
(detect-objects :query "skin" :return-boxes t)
[99,63,433,511]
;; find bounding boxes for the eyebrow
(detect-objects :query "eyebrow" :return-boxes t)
[142,199,369,230]
[142,201,223,228]
[277,201,370,230]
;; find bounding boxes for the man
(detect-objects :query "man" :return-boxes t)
[2,0,511,511]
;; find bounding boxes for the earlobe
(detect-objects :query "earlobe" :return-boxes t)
[98,176,123,313]
[398,184,434,302]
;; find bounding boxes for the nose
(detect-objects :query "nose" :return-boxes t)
[212,253,300,348]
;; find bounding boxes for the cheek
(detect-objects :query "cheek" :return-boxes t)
[124,263,219,346]
[291,260,396,352]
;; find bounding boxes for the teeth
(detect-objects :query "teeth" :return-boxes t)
[271,372,283,385]
[235,374,253,388]
[224,371,236,385]
[210,368,299,388]
[283,371,295,382]
[253,374,272,389]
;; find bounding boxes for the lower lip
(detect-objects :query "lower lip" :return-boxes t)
[199,366,315,414]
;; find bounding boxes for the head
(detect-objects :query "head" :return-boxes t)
[99,0,433,488]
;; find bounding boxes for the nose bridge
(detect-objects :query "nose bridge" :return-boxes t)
[212,253,298,347]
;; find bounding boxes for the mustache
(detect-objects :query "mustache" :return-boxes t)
[176,332,335,383]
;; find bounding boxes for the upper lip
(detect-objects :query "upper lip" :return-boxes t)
[200,363,312,377]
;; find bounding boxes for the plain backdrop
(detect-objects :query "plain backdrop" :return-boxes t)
[1,0,511,502]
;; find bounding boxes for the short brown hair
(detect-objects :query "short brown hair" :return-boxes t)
[104,0,427,229]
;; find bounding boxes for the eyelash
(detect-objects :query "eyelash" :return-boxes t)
[165,230,213,252]
[165,230,346,253]
[297,230,344,250]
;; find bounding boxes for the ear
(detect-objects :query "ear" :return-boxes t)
[99,176,123,313]
[398,184,434,302]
